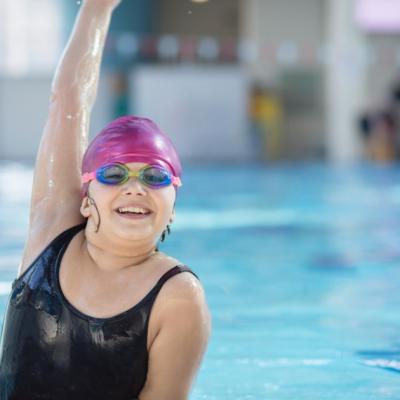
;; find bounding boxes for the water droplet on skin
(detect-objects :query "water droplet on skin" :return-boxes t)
[92,29,101,57]
[66,114,73,120]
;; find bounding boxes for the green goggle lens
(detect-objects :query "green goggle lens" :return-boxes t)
[99,164,127,183]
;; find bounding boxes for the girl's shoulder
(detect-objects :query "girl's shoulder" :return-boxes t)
[156,257,203,300]
[153,251,184,271]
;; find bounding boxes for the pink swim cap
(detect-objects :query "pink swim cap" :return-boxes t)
[81,115,182,197]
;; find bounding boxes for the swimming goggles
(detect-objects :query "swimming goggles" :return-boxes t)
[82,162,182,188]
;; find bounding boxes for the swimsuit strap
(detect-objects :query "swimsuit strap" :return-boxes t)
[156,265,199,286]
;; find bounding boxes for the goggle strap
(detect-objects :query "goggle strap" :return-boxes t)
[173,177,182,187]
[82,172,96,184]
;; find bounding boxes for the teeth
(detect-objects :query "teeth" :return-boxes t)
[118,207,149,214]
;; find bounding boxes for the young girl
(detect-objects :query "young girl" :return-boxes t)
[0,1,211,399]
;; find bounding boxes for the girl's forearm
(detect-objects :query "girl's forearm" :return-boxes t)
[51,1,117,110]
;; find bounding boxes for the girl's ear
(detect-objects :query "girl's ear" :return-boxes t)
[80,196,91,218]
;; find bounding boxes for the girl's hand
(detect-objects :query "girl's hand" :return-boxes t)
[83,0,122,9]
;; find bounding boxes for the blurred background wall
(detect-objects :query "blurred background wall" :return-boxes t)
[1,0,400,164]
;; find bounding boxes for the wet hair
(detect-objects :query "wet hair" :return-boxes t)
[86,193,101,233]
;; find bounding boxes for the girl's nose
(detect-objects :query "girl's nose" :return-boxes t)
[120,176,147,194]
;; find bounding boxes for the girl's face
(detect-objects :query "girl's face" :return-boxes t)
[80,162,176,246]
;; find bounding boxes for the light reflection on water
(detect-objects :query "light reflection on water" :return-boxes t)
[0,161,400,399]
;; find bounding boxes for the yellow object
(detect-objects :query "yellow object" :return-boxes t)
[250,89,283,160]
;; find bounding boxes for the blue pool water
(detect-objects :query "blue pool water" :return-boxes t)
[0,162,400,399]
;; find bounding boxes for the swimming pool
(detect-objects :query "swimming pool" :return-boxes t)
[0,161,399,399]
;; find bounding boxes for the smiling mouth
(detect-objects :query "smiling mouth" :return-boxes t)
[115,208,153,219]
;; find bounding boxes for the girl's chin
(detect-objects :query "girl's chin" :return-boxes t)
[111,221,155,239]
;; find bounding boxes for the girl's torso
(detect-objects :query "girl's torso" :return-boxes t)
[0,223,198,399]
[57,224,185,350]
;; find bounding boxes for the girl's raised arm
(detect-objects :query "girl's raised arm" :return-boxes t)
[19,0,121,274]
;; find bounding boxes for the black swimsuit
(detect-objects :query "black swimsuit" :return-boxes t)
[0,223,198,399]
